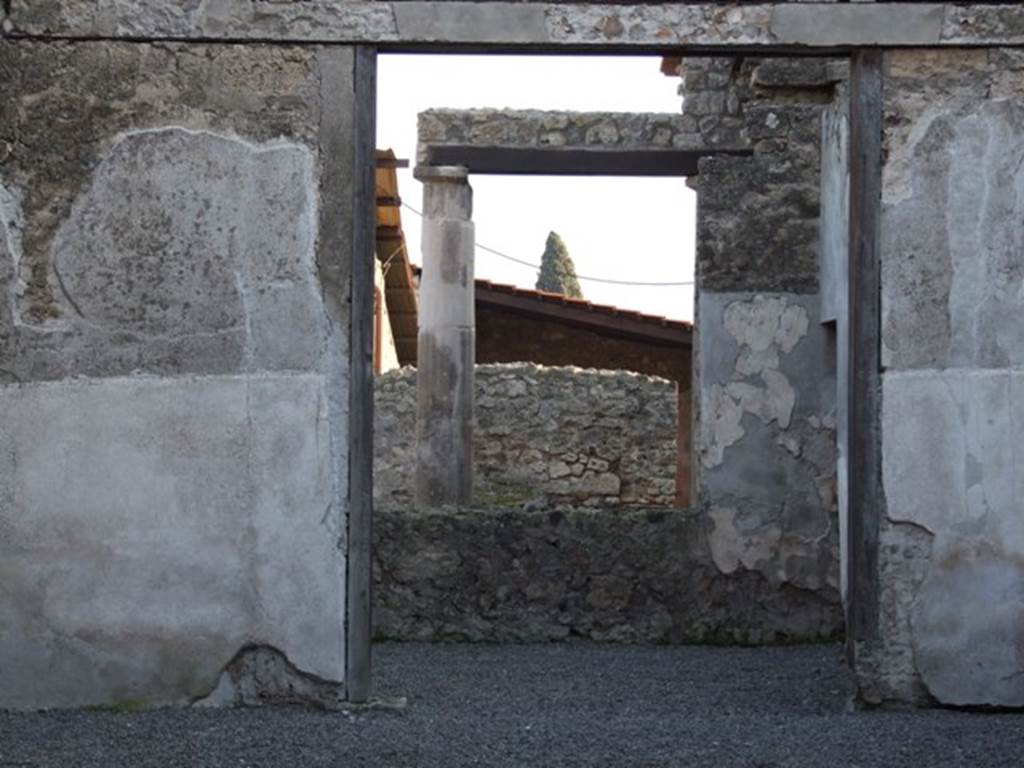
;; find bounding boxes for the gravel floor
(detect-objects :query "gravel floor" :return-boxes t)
[3,642,1024,767]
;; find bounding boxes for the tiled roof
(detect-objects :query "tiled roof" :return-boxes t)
[474,276,693,335]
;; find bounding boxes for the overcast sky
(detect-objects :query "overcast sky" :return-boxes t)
[377,54,697,321]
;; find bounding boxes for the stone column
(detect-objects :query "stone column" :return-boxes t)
[413,166,475,507]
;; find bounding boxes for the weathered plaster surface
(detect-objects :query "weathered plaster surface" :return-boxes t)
[0,40,324,377]
[1,40,355,709]
[0,373,343,710]
[0,178,25,368]
[698,293,839,611]
[49,126,325,372]
[7,3,1024,49]
[701,295,812,469]
[684,56,841,638]
[883,370,1024,707]
[882,98,1024,370]
[869,47,1024,708]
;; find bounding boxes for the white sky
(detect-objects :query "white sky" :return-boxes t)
[377,54,697,321]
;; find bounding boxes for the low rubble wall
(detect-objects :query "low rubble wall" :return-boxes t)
[375,364,679,508]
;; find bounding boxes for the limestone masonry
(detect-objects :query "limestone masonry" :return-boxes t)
[376,363,679,509]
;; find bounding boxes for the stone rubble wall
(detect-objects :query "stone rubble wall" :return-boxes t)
[680,55,847,292]
[416,108,742,165]
[372,505,843,644]
[374,363,679,509]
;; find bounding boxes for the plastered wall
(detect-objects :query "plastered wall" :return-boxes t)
[0,41,358,709]
[686,57,844,627]
[861,48,1024,708]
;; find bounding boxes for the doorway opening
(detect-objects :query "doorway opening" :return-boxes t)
[353,49,850,701]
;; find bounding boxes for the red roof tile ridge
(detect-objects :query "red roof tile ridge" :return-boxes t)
[413,267,693,331]
[475,275,692,330]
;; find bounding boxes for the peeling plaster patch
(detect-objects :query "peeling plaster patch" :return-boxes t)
[882,106,946,207]
[196,644,345,709]
[49,126,324,369]
[700,383,745,468]
[702,296,808,468]
[724,295,809,358]
[0,178,27,326]
[883,369,1024,706]
[709,506,742,573]
[708,505,782,576]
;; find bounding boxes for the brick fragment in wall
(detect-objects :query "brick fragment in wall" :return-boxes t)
[374,363,680,509]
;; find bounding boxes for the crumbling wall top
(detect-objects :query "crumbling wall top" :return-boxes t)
[416,108,738,168]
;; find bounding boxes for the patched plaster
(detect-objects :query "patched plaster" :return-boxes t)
[701,295,809,469]
[883,368,1024,707]
[0,178,27,327]
[708,505,782,575]
[46,126,325,371]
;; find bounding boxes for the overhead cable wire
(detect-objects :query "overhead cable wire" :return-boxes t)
[401,202,695,287]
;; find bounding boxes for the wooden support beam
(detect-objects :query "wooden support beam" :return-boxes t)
[426,146,751,177]
[847,49,883,653]
[346,45,377,704]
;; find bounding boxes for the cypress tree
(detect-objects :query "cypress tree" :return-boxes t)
[535,231,583,299]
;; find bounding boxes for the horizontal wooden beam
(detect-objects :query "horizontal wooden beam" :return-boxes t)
[425,146,750,177]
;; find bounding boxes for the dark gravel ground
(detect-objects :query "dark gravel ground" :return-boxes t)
[2,642,1023,767]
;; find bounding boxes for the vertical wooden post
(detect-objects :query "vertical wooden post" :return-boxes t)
[847,49,883,654]
[347,44,376,704]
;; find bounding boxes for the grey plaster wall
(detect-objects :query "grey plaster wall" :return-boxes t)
[864,48,1024,708]
[0,41,358,709]
[697,293,839,604]
[0,374,341,710]
[687,57,843,639]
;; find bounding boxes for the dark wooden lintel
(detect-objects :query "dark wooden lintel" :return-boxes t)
[425,146,751,177]
[847,48,883,652]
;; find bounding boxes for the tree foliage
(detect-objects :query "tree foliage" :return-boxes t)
[535,231,583,299]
